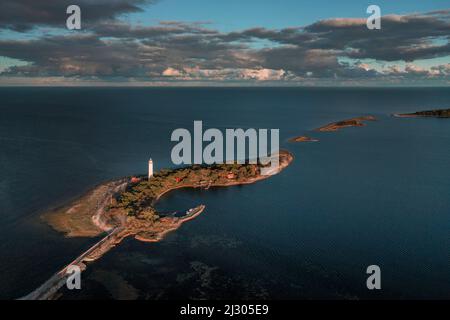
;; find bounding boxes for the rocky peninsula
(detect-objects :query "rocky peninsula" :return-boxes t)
[45,150,293,242]
[27,151,293,299]
[394,108,450,118]
[289,136,319,143]
[316,116,376,132]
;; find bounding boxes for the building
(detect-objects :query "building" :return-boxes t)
[227,172,236,180]
[148,158,154,180]
[130,177,141,184]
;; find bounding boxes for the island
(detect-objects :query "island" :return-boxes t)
[45,150,293,242]
[289,136,319,143]
[25,150,293,300]
[394,108,450,118]
[316,116,376,132]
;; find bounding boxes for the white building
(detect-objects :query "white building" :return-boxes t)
[148,158,154,180]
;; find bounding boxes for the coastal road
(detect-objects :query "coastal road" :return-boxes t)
[20,227,123,300]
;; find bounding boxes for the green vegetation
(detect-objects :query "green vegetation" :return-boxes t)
[336,120,360,126]
[112,163,260,218]
[412,108,450,118]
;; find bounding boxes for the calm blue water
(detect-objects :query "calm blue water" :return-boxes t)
[0,87,449,299]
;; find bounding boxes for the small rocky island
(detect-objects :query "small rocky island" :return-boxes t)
[394,108,450,118]
[316,116,376,132]
[289,136,319,143]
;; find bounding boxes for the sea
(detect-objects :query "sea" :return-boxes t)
[0,87,449,299]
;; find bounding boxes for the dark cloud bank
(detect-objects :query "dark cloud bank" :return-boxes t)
[0,1,448,85]
[0,0,155,31]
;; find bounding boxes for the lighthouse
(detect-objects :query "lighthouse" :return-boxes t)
[148,158,154,180]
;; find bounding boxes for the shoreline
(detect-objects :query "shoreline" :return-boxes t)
[42,178,129,238]
[289,136,319,143]
[28,150,293,299]
[393,113,446,118]
[134,205,206,243]
[316,115,376,132]
[393,108,450,118]
[392,113,423,118]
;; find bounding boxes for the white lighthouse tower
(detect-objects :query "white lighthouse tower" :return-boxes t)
[148,158,154,180]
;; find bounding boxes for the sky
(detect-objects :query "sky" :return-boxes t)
[132,0,447,30]
[0,0,448,86]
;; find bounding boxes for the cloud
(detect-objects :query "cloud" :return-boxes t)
[93,20,218,39]
[162,67,183,76]
[0,35,154,77]
[160,66,289,81]
[357,63,373,71]
[240,68,286,81]
[374,62,450,82]
[305,13,450,61]
[431,63,450,75]
[0,0,154,31]
[0,5,449,85]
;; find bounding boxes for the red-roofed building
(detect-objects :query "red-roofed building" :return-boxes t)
[227,172,236,180]
[130,177,141,183]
